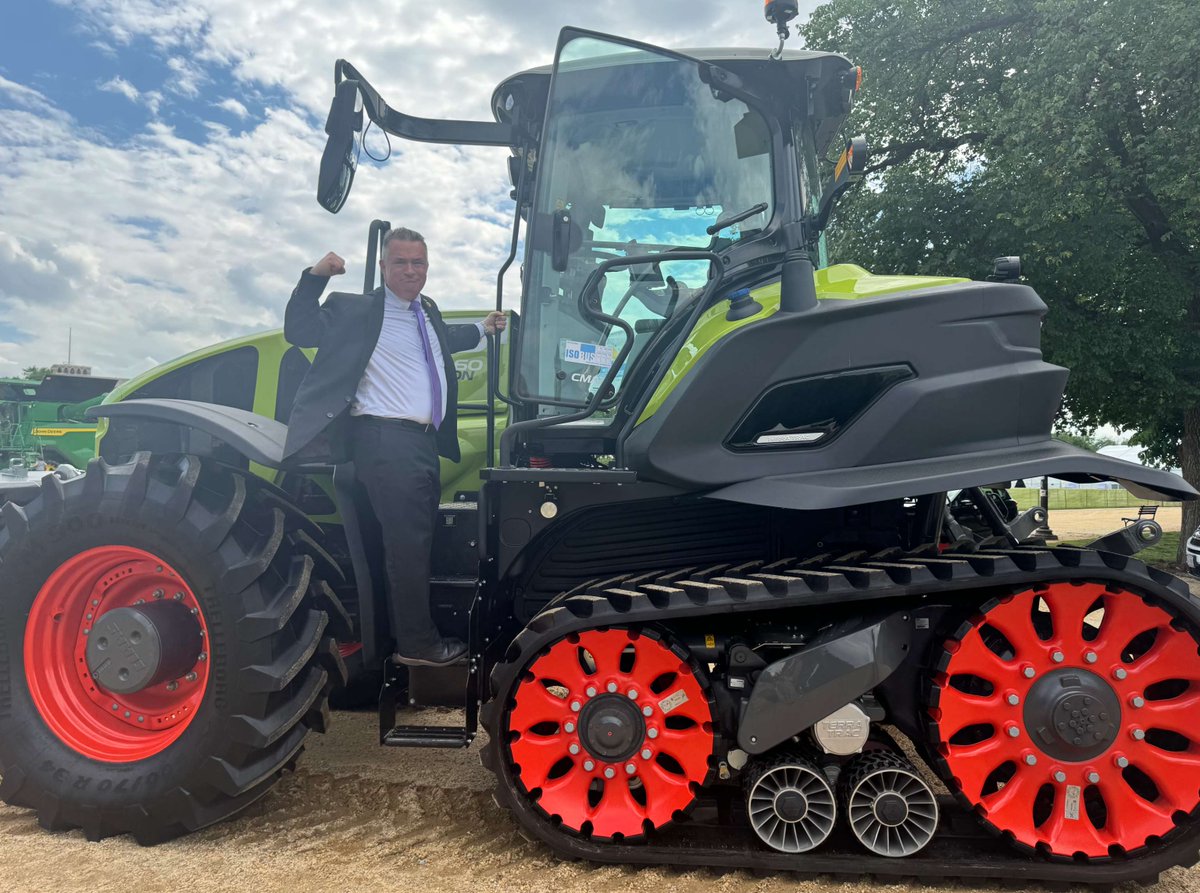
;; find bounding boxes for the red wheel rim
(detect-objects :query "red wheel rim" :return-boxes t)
[506,628,714,838]
[932,582,1200,857]
[24,546,210,763]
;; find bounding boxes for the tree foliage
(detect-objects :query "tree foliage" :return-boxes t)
[20,366,51,382]
[1054,431,1115,453]
[801,0,1200,560]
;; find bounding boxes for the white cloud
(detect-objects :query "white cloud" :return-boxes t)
[1,0,824,379]
[216,97,249,118]
[99,75,140,102]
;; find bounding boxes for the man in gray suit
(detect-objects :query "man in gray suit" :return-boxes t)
[283,227,505,666]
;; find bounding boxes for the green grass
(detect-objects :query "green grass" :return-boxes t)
[1061,530,1183,570]
[1011,489,1180,511]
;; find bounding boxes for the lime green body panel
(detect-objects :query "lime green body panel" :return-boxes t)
[635,265,969,425]
[97,313,508,509]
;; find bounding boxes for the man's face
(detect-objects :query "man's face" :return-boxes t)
[380,239,429,302]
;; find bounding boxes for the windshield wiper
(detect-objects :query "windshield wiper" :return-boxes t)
[706,202,769,236]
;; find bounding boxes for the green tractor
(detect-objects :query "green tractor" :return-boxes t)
[2,21,1198,886]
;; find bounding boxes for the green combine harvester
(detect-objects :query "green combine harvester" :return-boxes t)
[0,373,118,470]
[1,12,1198,886]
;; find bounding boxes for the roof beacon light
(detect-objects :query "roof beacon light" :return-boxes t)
[764,0,800,59]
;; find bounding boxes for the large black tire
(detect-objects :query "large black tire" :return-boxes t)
[0,454,348,843]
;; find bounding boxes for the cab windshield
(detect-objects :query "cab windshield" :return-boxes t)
[516,37,774,407]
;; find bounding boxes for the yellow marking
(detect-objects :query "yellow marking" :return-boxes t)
[31,427,96,437]
[704,634,716,649]
[833,146,850,180]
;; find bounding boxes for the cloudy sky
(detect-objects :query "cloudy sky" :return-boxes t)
[0,0,824,380]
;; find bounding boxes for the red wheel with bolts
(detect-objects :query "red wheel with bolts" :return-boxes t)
[932,581,1200,858]
[25,546,210,762]
[505,628,714,839]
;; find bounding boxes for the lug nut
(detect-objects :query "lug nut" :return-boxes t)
[647,728,659,739]
[1023,667,1036,679]
[1087,771,1100,784]
[1084,651,1097,664]
[124,710,131,718]
[607,682,618,693]
[564,722,575,733]
[1007,694,1020,706]
[185,672,198,682]
[166,681,179,692]
[1130,696,1145,708]
[1132,728,1146,741]
[137,715,145,723]
[604,767,616,779]
[642,706,653,717]
[570,700,581,712]
[1025,754,1038,766]
[111,703,119,711]
[583,760,595,772]
[197,652,207,662]
[190,607,198,615]
[625,763,636,775]
[1006,724,1020,738]
[1054,771,1067,783]
[1113,667,1127,680]
[92,600,100,607]
[1051,651,1065,663]
[174,592,185,601]
[641,748,652,759]
[1115,755,1130,768]
[586,686,597,698]
[627,690,638,700]
[569,744,580,755]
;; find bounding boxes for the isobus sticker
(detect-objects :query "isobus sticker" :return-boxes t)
[561,340,615,368]
[658,689,689,714]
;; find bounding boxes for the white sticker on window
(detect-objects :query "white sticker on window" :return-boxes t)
[561,340,615,369]
[658,689,689,714]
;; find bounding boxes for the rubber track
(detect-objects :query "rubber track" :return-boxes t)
[480,545,1200,886]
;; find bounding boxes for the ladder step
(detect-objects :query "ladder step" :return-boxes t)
[382,725,473,749]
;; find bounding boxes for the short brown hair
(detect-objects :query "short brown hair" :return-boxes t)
[383,226,425,249]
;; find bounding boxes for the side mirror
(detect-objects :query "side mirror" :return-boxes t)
[317,78,363,214]
[812,134,868,233]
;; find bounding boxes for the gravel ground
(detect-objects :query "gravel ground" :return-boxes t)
[2,508,1198,893]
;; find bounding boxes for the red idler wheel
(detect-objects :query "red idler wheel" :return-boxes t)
[24,545,209,763]
[505,628,714,839]
[931,581,1200,858]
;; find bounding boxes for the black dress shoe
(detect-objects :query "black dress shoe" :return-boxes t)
[391,638,468,667]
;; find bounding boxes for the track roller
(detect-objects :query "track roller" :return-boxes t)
[745,755,837,853]
[842,750,939,857]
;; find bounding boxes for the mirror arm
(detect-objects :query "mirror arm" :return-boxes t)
[335,60,514,147]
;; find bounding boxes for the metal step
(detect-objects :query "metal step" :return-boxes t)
[381,725,474,748]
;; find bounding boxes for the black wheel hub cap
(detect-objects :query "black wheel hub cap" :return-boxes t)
[874,792,909,826]
[1023,667,1122,761]
[579,694,645,762]
[86,601,203,695]
[774,789,809,822]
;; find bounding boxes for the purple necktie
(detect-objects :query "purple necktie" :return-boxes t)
[411,300,444,429]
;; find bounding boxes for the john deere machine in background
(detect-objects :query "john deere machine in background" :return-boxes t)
[0,372,118,470]
[2,11,1199,886]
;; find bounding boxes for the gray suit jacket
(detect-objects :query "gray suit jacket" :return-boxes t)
[282,269,481,463]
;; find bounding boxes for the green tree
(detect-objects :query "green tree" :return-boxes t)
[801,0,1200,561]
[20,366,51,382]
[1054,431,1115,453]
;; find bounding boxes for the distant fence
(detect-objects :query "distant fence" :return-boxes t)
[1011,489,1180,511]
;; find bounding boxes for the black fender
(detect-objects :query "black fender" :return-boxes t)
[88,398,292,468]
[738,610,912,754]
[708,438,1196,511]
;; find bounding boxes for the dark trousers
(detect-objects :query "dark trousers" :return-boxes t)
[350,417,443,654]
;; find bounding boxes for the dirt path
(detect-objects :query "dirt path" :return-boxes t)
[1045,506,1182,541]
[4,707,1199,893]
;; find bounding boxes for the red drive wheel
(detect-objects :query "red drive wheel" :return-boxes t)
[505,628,714,839]
[932,581,1200,858]
[24,546,209,763]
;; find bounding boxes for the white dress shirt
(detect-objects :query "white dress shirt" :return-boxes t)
[350,286,483,425]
